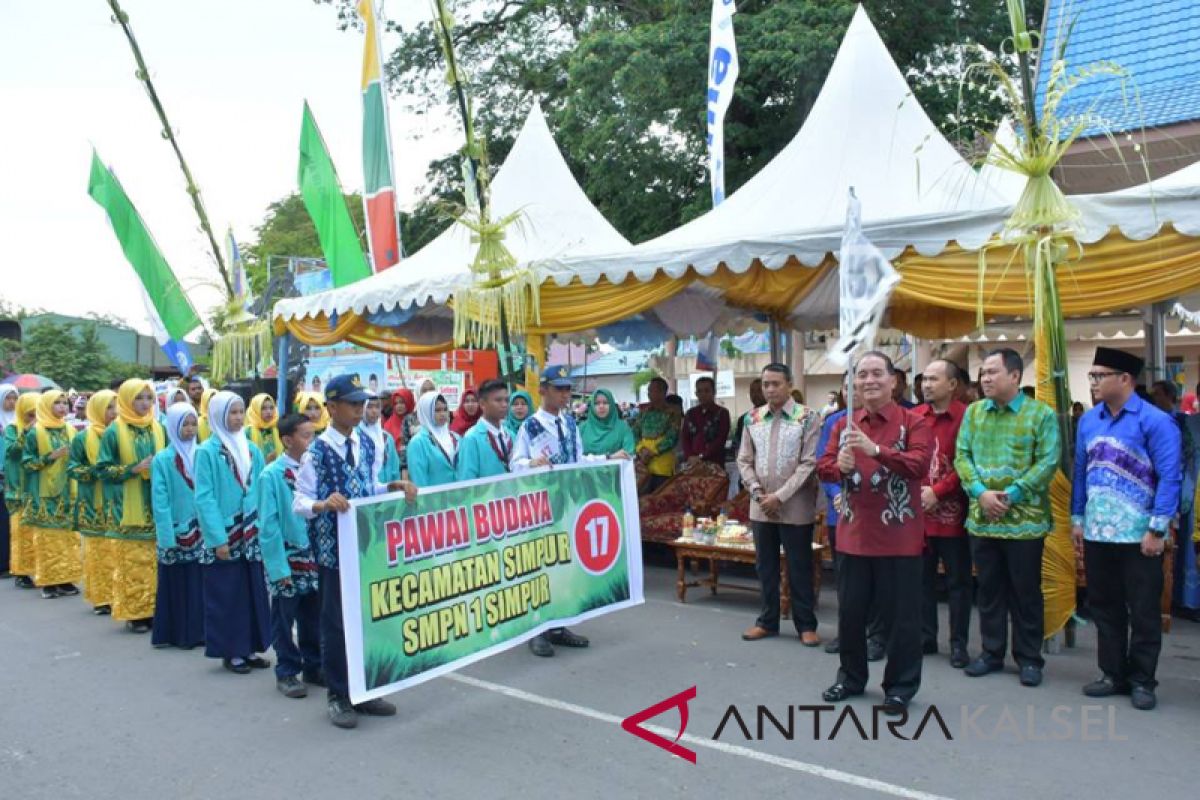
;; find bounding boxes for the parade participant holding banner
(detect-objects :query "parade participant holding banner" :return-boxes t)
[150,403,205,649]
[817,351,931,716]
[457,379,512,480]
[360,394,401,484]
[407,392,460,488]
[194,391,270,673]
[292,374,416,729]
[23,390,81,598]
[257,413,323,699]
[68,390,118,614]
[99,380,165,633]
[246,394,282,464]
[513,364,614,657]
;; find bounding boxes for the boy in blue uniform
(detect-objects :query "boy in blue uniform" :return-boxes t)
[456,379,512,480]
[257,413,323,699]
[293,375,417,729]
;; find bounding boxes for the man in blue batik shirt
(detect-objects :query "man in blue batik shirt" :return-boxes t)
[1072,347,1181,712]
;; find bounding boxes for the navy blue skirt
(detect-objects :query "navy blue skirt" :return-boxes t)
[152,561,205,648]
[202,559,270,659]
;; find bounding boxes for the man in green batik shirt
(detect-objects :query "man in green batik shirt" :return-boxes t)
[954,348,1059,689]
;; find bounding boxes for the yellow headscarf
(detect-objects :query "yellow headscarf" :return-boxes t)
[34,390,74,497]
[247,393,282,456]
[114,379,165,528]
[294,391,330,432]
[85,390,117,464]
[14,392,40,434]
[197,388,218,441]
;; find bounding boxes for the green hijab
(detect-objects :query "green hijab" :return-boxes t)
[581,389,629,456]
[505,390,533,438]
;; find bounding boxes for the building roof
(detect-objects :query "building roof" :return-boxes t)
[569,350,651,378]
[1035,0,1200,137]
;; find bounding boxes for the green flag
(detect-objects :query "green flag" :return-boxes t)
[87,150,202,340]
[298,102,371,288]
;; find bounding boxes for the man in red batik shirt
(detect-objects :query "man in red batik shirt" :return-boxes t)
[916,359,971,669]
[817,351,931,716]
[682,376,731,468]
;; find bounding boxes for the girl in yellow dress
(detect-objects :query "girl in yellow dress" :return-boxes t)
[246,393,282,464]
[68,389,119,614]
[23,390,81,598]
[7,392,40,589]
[98,380,165,633]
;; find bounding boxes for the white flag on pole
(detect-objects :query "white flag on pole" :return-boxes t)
[829,188,901,367]
[706,0,738,207]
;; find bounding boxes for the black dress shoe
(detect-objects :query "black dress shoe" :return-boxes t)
[302,670,327,688]
[824,637,840,654]
[881,696,908,716]
[1019,665,1043,687]
[354,698,397,717]
[950,648,970,669]
[15,575,34,589]
[92,604,112,616]
[223,658,251,675]
[328,696,358,729]
[56,583,79,596]
[277,676,308,699]
[867,639,886,662]
[1083,676,1131,697]
[964,657,1003,677]
[922,641,939,655]
[547,627,589,647]
[41,587,59,599]
[528,634,554,657]
[126,620,152,634]
[245,655,272,670]
[1131,685,1157,711]
[822,683,864,702]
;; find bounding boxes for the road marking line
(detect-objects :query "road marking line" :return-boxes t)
[444,673,957,800]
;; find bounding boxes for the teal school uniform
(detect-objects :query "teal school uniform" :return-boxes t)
[407,429,460,488]
[456,421,511,481]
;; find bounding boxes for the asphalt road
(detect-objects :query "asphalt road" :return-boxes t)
[3,561,1198,799]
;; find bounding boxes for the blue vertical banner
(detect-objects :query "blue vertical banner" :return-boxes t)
[706,0,739,207]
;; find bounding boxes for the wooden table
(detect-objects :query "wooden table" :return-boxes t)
[668,538,829,617]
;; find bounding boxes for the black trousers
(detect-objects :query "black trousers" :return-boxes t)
[752,522,817,633]
[0,494,9,575]
[971,535,1044,668]
[1084,541,1163,688]
[319,566,350,700]
[829,525,885,643]
[922,536,973,651]
[836,553,923,700]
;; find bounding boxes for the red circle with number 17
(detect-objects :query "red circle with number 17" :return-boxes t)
[573,500,622,575]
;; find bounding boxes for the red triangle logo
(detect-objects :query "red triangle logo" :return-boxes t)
[621,686,698,763]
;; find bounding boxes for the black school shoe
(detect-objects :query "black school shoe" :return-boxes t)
[547,627,589,647]
[1018,665,1043,687]
[881,696,909,716]
[277,676,308,699]
[950,647,970,669]
[92,605,112,616]
[126,619,152,634]
[41,587,59,599]
[223,658,251,675]
[867,639,885,662]
[1083,676,1131,697]
[354,698,397,717]
[56,583,79,596]
[245,655,272,670]
[822,683,864,702]
[15,575,34,589]
[964,657,1004,677]
[1130,685,1157,711]
[529,634,554,657]
[329,696,358,729]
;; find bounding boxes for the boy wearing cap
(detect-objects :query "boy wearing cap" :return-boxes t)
[513,365,617,657]
[1072,347,1181,711]
[292,374,418,729]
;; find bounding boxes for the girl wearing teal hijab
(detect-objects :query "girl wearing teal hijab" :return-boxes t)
[505,390,533,439]
[580,389,635,458]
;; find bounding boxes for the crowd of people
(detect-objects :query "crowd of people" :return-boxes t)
[734,345,1187,716]
[0,344,1190,726]
[0,365,644,729]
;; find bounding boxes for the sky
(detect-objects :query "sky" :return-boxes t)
[0,0,457,334]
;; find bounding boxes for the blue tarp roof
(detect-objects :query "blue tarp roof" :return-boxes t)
[1034,0,1200,137]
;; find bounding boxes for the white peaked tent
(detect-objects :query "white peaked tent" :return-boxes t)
[273,103,630,341]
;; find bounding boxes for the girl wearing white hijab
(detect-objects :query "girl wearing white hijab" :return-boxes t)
[0,383,17,576]
[193,391,271,673]
[149,403,205,648]
[406,392,460,488]
[358,394,401,484]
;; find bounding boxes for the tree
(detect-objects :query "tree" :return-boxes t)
[318,0,1042,242]
[11,320,140,391]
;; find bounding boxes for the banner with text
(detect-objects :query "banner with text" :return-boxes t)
[338,461,644,702]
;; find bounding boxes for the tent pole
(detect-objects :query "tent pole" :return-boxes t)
[768,318,781,364]
[274,332,291,413]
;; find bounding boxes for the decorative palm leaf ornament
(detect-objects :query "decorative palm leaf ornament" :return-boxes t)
[970,0,1144,638]
[431,0,539,370]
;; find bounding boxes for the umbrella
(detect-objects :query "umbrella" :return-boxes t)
[2,373,61,392]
